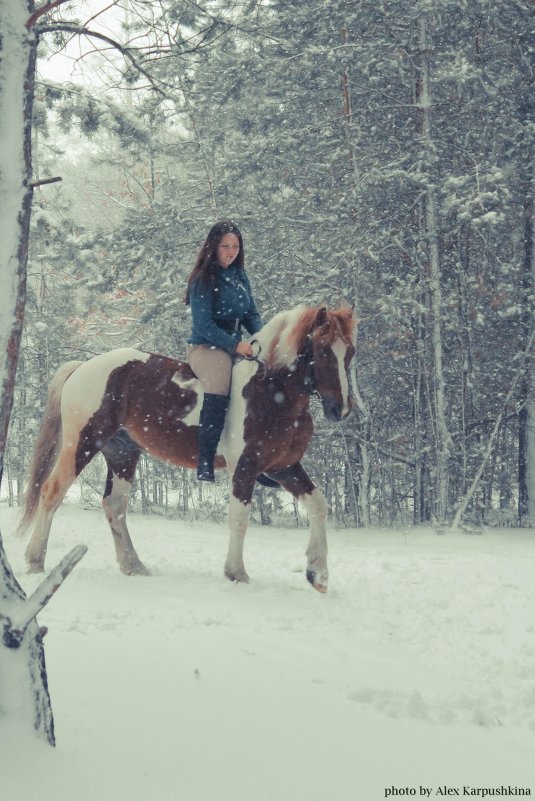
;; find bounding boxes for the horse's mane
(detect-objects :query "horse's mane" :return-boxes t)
[256,305,355,369]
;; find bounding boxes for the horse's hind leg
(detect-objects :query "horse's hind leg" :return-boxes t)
[101,431,149,576]
[25,443,78,573]
[25,415,120,572]
[269,464,329,593]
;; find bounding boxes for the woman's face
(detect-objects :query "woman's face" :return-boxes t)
[216,233,240,268]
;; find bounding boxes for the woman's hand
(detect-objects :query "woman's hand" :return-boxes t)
[235,341,253,358]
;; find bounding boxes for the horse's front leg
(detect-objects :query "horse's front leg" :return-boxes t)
[225,496,252,583]
[300,488,329,593]
[101,435,148,576]
[102,472,149,576]
[225,457,256,584]
[270,463,329,593]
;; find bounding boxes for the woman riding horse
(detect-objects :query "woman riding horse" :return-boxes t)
[185,221,263,482]
[19,302,355,590]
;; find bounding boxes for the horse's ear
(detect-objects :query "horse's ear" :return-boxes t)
[315,306,327,327]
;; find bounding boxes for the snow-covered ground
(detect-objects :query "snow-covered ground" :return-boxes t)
[1,503,535,801]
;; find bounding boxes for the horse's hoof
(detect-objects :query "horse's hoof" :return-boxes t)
[224,566,250,584]
[306,569,328,593]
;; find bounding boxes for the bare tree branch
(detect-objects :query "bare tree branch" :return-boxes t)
[27,0,71,29]
[31,176,62,188]
[452,329,535,528]
[36,22,168,95]
[84,0,121,28]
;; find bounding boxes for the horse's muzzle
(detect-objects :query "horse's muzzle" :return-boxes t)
[322,401,343,422]
[322,396,353,422]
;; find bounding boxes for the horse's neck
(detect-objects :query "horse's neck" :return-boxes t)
[254,306,308,368]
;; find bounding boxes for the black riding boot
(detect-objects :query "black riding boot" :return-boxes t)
[197,393,230,481]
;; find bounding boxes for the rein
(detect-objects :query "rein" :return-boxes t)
[299,334,316,396]
[238,338,265,368]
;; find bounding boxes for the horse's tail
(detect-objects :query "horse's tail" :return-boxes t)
[17,360,83,536]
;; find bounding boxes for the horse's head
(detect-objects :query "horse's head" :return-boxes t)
[260,304,356,422]
[306,307,356,422]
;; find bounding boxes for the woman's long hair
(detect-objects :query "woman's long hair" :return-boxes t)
[184,220,244,304]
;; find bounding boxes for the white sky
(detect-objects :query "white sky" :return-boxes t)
[36,0,127,87]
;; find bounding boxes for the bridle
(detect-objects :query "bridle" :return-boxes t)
[238,336,318,396]
[298,334,317,396]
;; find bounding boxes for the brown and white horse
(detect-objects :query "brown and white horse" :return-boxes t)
[19,304,355,592]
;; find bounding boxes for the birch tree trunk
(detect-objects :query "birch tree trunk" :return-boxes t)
[0,0,86,745]
[417,15,451,522]
[0,0,52,743]
[0,1,35,468]
[348,346,372,527]
[518,185,535,526]
[340,30,371,526]
[455,223,480,500]
[412,303,432,523]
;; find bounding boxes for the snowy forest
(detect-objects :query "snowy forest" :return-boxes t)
[3,0,535,532]
[2,1,535,794]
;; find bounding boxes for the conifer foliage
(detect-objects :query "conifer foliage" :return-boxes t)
[5,0,535,529]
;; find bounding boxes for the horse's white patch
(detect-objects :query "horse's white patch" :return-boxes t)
[300,488,329,587]
[171,372,198,390]
[171,372,203,426]
[102,473,149,575]
[61,348,150,425]
[103,474,131,509]
[332,338,351,417]
[218,358,259,467]
[228,494,250,530]
[300,487,328,521]
[252,305,307,367]
[225,495,252,581]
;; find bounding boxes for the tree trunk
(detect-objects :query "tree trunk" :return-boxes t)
[412,298,433,523]
[340,28,372,527]
[0,542,87,744]
[0,0,86,745]
[519,188,535,525]
[417,14,450,522]
[453,327,535,528]
[0,0,35,476]
[16,350,28,503]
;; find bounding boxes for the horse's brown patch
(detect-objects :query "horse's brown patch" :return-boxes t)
[75,354,208,474]
[232,306,356,504]
[233,357,314,504]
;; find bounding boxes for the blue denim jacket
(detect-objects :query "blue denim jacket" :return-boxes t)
[187,264,263,352]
